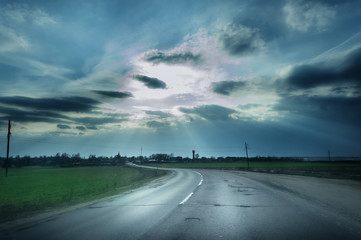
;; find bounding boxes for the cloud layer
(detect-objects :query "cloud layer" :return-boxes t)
[283,46,361,90]
[134,75,167,89]
[93,90,133,99]
[283,1,336,32]
[144,50,203,65]
[219,24,265,56]
[1,0,360,157]
[0,96,99,112]
[180,105,236,121]
[212,80,246,95]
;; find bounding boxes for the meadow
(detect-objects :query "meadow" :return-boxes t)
[0,166,166,223]
[145,161,361,180]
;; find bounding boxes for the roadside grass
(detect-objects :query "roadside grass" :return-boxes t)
[145,162,361,168]
[145,162,361,180]
[0,166,166,223]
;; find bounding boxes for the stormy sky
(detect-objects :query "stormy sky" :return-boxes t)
[0,0,360,157]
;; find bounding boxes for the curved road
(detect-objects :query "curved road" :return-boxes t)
[1,168,361,240]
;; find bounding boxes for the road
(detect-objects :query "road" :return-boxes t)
[1,168,361,240]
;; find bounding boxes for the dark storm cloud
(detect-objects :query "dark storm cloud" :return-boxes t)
[0,114,58,123]
[212,81,246,95]
[275,95,361,126]
[146,120,171,129]
[219,24,265,57]
[76,126,86,131]
[179,105,236,121]
[0,96,99,112]
[0,105,69,123]
[284,46,361,89]
[93,90,133,99]
[57,124,71,129]
[0,95,126,129]
[144,50,203,65]
[134,75,167,89]
[145,111,173,118]
[71,116,127,129]
[0,104,127,132]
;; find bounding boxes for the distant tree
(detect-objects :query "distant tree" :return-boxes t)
[150,153,171,162]
[72,153,81,166]
[201,157,207,162]
[14,155,21,168]
[23,155,31,166]
[114,153,126,165]
[60,153,72,167]
[217,157,224,162]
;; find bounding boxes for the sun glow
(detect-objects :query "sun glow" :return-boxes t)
[129,61,210,100]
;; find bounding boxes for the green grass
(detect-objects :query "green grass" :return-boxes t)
[145,161,361,169]
[0,166,166,223]
[145,162,361,180]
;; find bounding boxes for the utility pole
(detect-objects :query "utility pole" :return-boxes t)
[245,142,249,169]
[192,150,195,162]
[5,120,11,177]
[328,150,331,161]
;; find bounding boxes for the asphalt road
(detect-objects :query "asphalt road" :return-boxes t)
[1,168,361,240]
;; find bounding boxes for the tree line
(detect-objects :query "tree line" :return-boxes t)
[1,152,304,168]
[0,153,127,168]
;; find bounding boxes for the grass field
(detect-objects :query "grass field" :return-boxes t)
[145,162,361,180]
[0,166,166,223]
[145,161,361,168]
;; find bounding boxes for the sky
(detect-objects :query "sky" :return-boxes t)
[0,0,360,158]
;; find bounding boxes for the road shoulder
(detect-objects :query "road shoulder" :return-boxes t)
[233,171,361,226]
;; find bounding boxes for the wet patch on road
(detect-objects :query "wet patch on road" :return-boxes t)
[185,217,201,221]
[213,204,252,208]
[228,184,258,196]
[88,206,106,209]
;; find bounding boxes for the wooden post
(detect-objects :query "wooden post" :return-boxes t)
[5,120,11,177]
[245,142,249,169]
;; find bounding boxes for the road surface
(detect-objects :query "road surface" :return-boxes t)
[1,168,361,240]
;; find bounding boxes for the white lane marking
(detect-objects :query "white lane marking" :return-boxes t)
[193,171,204,186]
[179,192,194,205]
[179,171,203,205]
[198,174,203,186]
[198,176,203,186]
